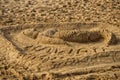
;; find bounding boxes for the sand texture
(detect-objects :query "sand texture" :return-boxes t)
[0,0,120,26]
[0,0,120,80]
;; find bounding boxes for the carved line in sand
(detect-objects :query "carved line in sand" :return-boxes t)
[14,28,117,47]
[37,50,120,71]
[19,50,120,79]
[37,63,120,80]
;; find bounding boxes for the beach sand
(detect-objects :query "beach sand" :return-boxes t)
[0,0,120,80]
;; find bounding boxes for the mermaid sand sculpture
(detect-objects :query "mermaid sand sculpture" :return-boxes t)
[15,28,117,47]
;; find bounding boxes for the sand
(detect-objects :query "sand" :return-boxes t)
[0,0,120,80]
[0,0,120,26]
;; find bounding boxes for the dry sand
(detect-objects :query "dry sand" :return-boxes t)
[0,0,120,80]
